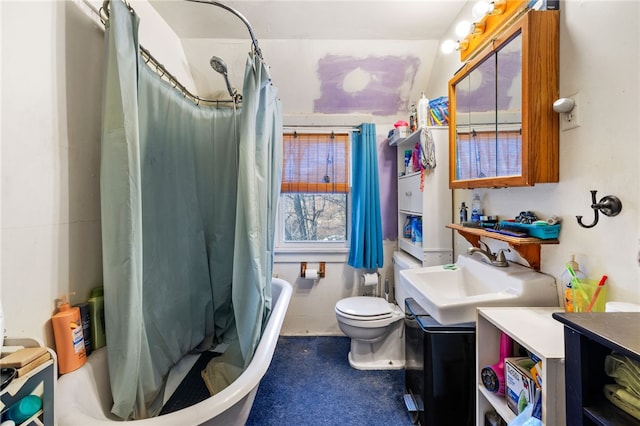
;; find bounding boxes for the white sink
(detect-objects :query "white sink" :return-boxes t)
[399,254,559,324]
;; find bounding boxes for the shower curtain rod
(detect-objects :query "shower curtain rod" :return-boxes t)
[283,126,361,134]
[185,0,263,60]
[98,0,260,106]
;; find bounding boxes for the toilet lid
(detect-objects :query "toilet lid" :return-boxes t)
[336,297,393,319]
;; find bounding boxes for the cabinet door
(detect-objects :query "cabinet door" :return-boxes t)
[448,10,558,188]
[398,174,422,214]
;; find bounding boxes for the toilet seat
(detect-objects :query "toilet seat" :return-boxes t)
[335,296,394,321]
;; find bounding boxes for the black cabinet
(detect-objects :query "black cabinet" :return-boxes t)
[404,298,475,426]
[553,312,640,426]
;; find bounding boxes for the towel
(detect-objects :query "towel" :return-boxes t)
[603,353,640,420]
[603,384,640,420]
[201,340,244,396]
[605,353,640,399]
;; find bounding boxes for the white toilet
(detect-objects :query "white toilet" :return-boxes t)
[334,251,422,370]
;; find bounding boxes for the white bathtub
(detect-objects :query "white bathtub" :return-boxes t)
[56,278,292,425]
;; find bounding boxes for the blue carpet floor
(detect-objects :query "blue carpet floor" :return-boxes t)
[246,336,413,426]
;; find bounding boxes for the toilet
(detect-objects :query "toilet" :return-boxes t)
[334,251,422,370]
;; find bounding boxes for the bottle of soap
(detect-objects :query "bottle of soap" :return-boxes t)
[471,193,483,222]
[417,92,430,129]
[562,255,585,312]
[52,295,86,374]
[88,287,106,350]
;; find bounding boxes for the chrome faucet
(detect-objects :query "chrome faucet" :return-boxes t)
[466,242,510,267]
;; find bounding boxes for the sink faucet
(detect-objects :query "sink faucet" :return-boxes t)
[467,242,510,267]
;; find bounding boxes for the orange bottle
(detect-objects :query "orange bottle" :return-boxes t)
[52,295,87,374]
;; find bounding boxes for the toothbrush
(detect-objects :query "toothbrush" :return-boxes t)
[565,263,589,302]
[586,275,608,312]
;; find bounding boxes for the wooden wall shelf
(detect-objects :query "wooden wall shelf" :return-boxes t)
[447,223,558,270]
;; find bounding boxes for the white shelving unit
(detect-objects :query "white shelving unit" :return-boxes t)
[476,307,566,425]
[1,338,57,426]
[391,126,453,266]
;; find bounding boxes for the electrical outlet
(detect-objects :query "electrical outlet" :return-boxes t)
[561,93,580,131]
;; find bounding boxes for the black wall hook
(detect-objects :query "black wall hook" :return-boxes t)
[576,190,623,228]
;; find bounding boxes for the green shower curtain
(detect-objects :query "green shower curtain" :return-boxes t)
[100,0,282,419]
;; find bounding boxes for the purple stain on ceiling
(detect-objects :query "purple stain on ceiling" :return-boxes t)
[314,55,420,116]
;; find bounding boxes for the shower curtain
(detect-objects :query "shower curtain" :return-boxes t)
[100,0,282,419]
[348,123,384,269]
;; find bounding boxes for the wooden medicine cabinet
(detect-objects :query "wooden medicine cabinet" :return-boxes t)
[448,10,560,189]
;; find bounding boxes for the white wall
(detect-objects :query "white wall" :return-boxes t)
[2,0,638,346]
[426,0,640,305]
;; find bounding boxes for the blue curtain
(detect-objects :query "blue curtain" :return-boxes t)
[100,0,281,419]
[348,123,384,269]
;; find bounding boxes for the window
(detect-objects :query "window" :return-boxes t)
[278,132,350,247]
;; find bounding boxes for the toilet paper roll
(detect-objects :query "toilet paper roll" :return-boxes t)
[305,269,318,279]
[362,273,378,287]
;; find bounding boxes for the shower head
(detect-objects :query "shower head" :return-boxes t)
[209,56,228,76]
[209,55,236,101]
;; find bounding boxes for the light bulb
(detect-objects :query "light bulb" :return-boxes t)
[472,1,491,19]
[455,20,472,38]
[441,39,457,54]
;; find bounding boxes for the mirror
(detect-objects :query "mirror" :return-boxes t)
[448,10,559,189]
[451,32,522,183]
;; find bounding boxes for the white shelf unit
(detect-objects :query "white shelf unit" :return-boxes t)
[1,338,57,426]
[476,307,566,425]
[392,127,453,266]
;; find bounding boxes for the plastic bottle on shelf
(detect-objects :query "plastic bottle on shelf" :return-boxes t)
[409,104,417,132]
[459,202,468,224]
[417,93,430,129]
[52,295,87,374]
[471,193,483,222]
[4,395,42,424]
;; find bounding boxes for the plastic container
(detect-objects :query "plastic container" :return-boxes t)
[572,278,607,312]
[88,287,106,350]
[417,93,429,129]
[411,217,422,243]
[403,216,412,238]
[499,220,561,239]
[471,193,482,222]
[52,295,86,374]
[4,394,42,424]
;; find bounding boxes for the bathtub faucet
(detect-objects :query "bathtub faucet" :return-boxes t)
[467,242,510,267]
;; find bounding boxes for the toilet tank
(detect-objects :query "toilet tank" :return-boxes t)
[393,251,422,313]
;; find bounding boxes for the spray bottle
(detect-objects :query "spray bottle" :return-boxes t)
[52,294,86,374]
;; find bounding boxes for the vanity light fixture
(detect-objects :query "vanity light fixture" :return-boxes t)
[441,39,470,54]
[456,21,473,38]
[472,0,507,18]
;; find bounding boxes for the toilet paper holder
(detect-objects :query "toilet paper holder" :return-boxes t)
[301,262,325,279]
